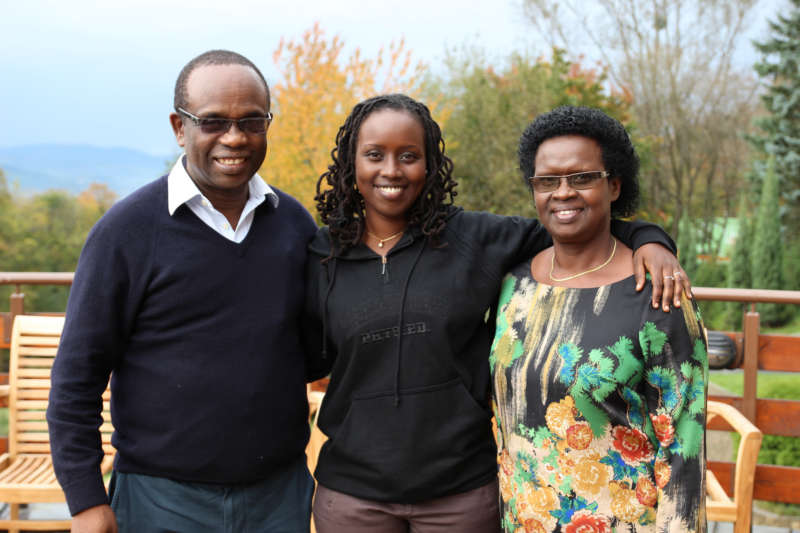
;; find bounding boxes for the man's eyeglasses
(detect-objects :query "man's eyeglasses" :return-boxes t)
[176,107,273,135]
[528,171,610,193]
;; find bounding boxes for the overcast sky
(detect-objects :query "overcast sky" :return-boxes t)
[0,0,784,156]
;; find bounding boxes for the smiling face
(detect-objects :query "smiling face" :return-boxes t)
[355,108,427,231]
[169,63,269,203]
[533,135,621,244]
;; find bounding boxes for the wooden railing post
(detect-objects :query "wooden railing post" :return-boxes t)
[741,304,760,423]
[9,284,24,336]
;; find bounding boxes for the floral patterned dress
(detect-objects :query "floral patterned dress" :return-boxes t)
[491,263,707,533]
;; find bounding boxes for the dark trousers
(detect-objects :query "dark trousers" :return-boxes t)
[312,479,502,533]
[109,458,314,533]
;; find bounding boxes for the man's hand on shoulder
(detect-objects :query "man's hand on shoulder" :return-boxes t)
[71,504,118,533]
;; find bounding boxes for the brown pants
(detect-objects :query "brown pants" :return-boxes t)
[312,479,501,533]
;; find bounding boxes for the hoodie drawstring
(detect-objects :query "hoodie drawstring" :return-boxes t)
[393,240,426,407]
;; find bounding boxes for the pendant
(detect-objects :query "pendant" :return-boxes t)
[378,242,384,247]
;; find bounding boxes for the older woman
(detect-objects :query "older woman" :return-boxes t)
[491,106,707,532]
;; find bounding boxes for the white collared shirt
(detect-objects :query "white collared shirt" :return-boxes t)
[167,155,279,243]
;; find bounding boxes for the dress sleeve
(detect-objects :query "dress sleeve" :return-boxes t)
[639,293,708,531]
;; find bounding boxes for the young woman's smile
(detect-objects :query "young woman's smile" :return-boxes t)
[355,109,427,232]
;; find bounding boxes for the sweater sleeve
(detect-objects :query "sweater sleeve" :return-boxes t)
[640,294,708,531]
[47,212,150,515]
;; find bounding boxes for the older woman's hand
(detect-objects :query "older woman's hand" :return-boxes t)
[633,243,692,311]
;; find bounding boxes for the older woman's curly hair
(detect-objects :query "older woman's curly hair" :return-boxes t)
[315,94,457,252]
[518,106,640,218]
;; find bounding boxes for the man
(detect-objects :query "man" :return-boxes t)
[47,50,318,533]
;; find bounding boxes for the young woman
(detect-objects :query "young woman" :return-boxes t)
[305,94,689,532]
[491,106,707,532]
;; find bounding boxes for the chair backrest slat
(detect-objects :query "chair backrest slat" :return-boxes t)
[9,316,114,458]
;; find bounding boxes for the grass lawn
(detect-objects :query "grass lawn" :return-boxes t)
[710,370,800,400]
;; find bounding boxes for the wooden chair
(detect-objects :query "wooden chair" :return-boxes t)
[706,399,762,533]
[306,387,327,478]
[0,315,114,532]
[306,387,327,533]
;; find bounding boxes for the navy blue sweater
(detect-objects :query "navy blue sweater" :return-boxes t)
[47,176,317,515]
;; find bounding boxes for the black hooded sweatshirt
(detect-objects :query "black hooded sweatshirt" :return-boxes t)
[304,207,675,503]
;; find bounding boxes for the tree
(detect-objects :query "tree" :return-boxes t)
[522,0,759,236]
[77,182,116,228]
[721,194,754,327]
[751,158,790,325]
[430,48,638,218]
[727,194,753,289]
[0,184,112,312]
[264,23,427,215]
[676,215,698,281]
[751,0,800,240]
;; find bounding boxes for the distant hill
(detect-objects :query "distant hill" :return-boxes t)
[0,144,174,197]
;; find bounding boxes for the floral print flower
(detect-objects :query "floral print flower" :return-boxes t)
[571,458,612,497]
[520,486,560,516]
[654,458,671,488]
[520,518,548,533]
[636,477,658,507]
[564,510,611,533]
[650,412,675,446]
[545,396,577,438]
[515,485,559,531]
[611,426,655,465]
[610,482,645,522]
[566,421,593,450]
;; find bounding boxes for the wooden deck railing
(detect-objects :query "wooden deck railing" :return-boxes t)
[0,272,73,348]
[1,274,799,505]
[692,287,800,506]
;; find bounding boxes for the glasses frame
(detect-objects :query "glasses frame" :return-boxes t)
[176,107,273,135]
[528,171,610,193]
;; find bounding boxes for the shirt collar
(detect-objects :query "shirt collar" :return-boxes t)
[167,155,279,216]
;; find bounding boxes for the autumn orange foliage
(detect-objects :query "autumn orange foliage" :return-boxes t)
[263,23,427,216]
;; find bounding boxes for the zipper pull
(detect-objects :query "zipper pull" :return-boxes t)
[381,255,387,275]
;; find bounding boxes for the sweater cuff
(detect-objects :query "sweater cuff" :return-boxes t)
[62,471,109,516]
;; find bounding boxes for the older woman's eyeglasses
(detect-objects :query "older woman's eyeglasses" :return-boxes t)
[528,171,610,193]
[176,107,273,135]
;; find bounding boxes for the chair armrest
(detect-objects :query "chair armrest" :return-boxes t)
[707,400,760,438]
[0,453,9,470]
[706,400,762,527]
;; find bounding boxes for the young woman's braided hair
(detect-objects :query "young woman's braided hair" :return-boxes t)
[315,94,457,252]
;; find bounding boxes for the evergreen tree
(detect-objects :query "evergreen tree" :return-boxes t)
[726,194,755,327]
[676,215,699,282]
[728,195,753,290]
[752,0,800,238]
[751,158,790,325]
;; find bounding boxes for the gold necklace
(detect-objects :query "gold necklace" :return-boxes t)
[366,229,404,248]
[549,238,617,282]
